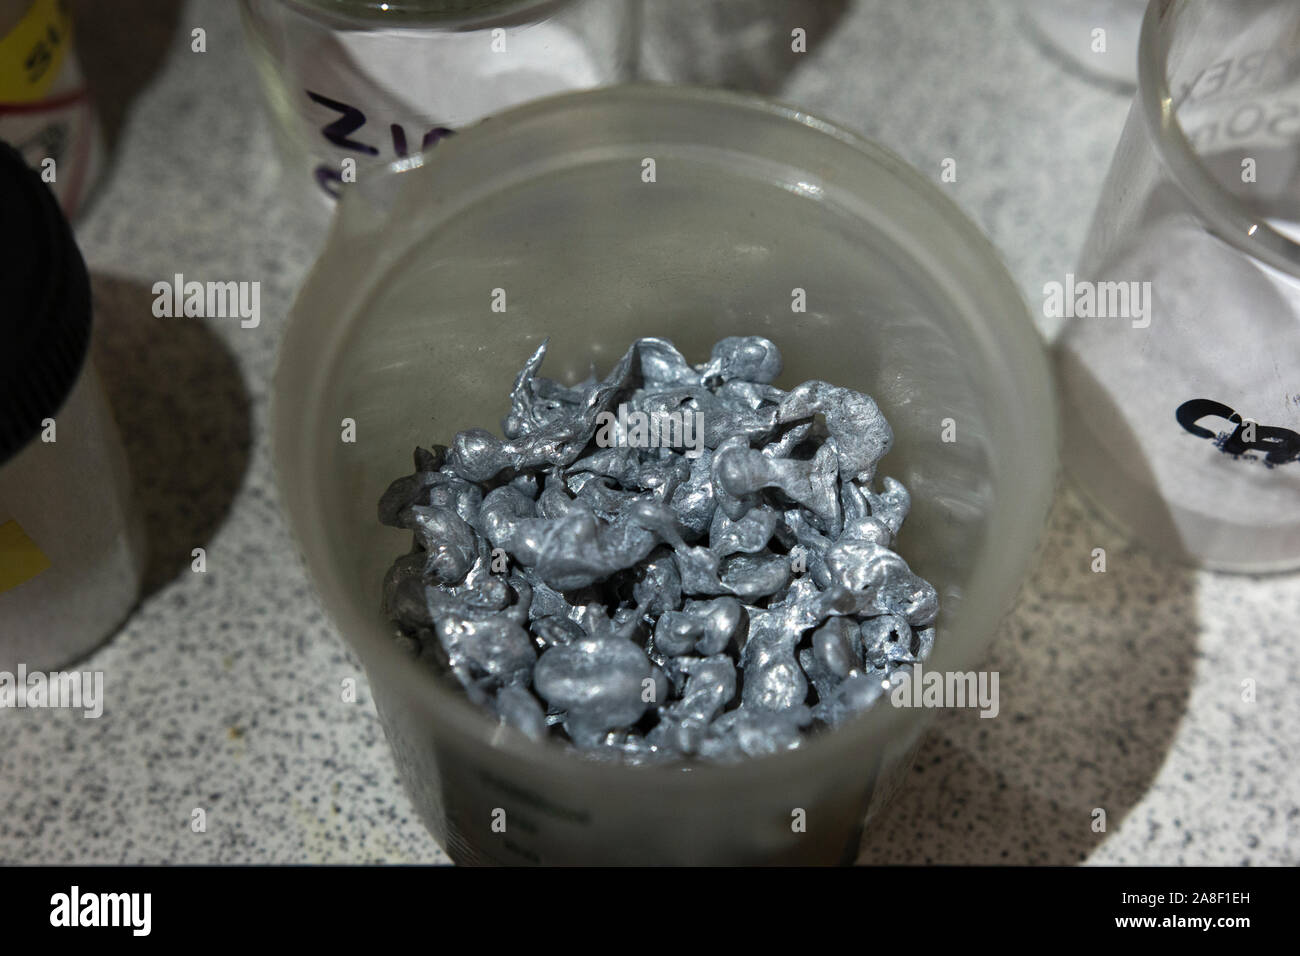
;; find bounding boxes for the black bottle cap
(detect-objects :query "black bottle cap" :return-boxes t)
[0,139,92,466]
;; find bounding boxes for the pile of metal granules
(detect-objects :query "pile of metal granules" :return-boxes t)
[379,336,938,764]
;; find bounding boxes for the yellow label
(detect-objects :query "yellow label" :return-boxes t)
[0,519,51,593]
[0,0,72,103]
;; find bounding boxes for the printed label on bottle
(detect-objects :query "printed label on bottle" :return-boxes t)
[0,0,98,216]
[0,0,72,103]
[0,518,51,594]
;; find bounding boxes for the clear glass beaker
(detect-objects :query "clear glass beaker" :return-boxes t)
[239,0,633,210]
[1057,0,1300,572]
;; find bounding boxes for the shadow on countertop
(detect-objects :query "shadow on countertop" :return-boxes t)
[856,482,1199,864]
[71,0,185,154]
[89,273,252,599]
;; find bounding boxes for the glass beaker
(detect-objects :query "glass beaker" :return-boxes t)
[239,0,633,211]
[1057,0,1300,572]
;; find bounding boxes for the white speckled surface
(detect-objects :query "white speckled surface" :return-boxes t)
[0,0,1296,865]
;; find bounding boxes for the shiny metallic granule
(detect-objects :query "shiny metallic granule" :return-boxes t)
[379,337,938,764]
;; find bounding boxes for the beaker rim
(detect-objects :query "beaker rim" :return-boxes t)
[1138,0,1300,280]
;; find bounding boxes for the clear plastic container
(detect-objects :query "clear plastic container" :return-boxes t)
[271,85,1058,865]
[0,141,142,673]
[0,364,143,673]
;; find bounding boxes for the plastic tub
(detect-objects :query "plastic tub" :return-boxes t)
[272,85,1058,865]
[0,142,142,674]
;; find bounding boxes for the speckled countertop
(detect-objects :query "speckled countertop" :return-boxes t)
[1,0,1295,865]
